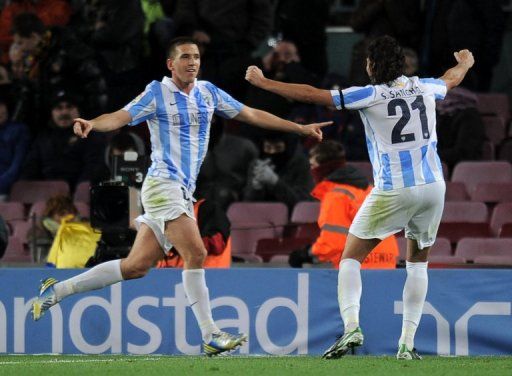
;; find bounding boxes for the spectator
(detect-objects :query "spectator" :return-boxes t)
[349,0,422,85]
[28,194,80,262]
[9,12,107,129]
[196,120,259,210]
[436,87,485,170]
[20,91,108,190]
[421,0,505,91]
[75,0,145,111]
[243,130,313,210]
[274,0,330,78]
[0,98,29,200]
[174,0,273,99]
[289,141,398,269]
[0,0,71,63]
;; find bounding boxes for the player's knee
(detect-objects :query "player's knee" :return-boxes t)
[183,246,207,267]
[121,259,151,279]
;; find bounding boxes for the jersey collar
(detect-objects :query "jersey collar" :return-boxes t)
[162,76,198,94]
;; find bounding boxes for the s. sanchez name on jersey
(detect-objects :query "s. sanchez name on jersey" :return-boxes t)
[330,75,447,191]
[123,77,243,193]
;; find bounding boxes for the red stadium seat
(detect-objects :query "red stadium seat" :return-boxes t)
[482,116,506,146]
[1,236,32,263]
[74,181,91,204]
[476,93,510,124]
[481,140,495,161]
[11,221,32,245]
[289,201,320,241]
[490,202,512,236]
[498,138,512,164]
[438,202,490,242]
[28,201,46,221]
[445,182,469,201]
[470,183,512,203]
[428,255,466,264]
[0,202,25,222]
[255,237,311,263]
[9,180,70,205]
[473,255,512,266]
[454,238,512,262]
[227,202,288,262]
[451,161,512,193]
[74,202,90,219]
[498,223,512,237]
[396,237,451,263]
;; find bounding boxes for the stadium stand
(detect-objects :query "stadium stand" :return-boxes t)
[451,161,512,193]
[74,181,91,204]
[9,180,69,205]
[445,182,470,201]
[455,238,512,262]
[490,202,512,236]
[227,202,288,262]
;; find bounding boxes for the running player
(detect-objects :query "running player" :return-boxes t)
[245,35,474,360]
[31,37,330,356]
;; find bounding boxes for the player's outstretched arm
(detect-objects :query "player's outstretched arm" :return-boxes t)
[73,110,132,138]
[235,106,332,142]
[439,49,475,91]
[245,65,334,107]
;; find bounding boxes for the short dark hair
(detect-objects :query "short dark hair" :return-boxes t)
[309,140,346,164]
[11,12,45,37]
[367,36,405,85]
[167,37,198,58]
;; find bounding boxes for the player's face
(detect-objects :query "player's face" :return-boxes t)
[167,44,201,85]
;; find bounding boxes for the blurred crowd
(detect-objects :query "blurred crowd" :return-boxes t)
[0,0,511,267]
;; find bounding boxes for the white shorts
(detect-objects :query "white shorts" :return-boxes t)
[134,176,195,253]
[349,181,445,249]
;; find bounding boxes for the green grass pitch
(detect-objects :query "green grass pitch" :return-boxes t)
[1,355,512,376]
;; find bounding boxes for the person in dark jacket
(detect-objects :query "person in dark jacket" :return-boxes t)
[435,87,485,170]
[20,92,108,190]
[243,130,313,210]
[0,99,29,199]
[9,12,107,129]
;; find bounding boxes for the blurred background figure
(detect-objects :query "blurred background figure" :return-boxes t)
[174,0,273,100]
[8,12,107,130]
[20,91,108,190]
[435,87,485,171]
[243,130,313,210]
[420,0,505,91]
[0,98,29,201]
[195,120,258,211]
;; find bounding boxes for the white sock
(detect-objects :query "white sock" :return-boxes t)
[399,261,428,349]
[182,269,219,342]
[53,259,123,301]
[338,258,362,332]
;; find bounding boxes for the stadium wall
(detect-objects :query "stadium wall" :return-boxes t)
[0,269,510,355]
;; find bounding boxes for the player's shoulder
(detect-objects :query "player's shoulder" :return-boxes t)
[196,80,217,91]
[416,76,446,87]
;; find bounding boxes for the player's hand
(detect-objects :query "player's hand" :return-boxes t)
[454,50,474,69]
[245,65,266,87]
[300,121,333,142]
[73,118,93,138]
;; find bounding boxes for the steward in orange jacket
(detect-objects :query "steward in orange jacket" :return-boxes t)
[157,198,231,269]
[311,168,398,269]
[290,141,398,269]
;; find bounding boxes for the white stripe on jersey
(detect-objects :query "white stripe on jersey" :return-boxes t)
[123,77,243,192]
[331,76,447,191]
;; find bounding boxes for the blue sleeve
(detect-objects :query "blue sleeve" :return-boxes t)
[208,84,244,119]
[123,82,157,125]
[419,78,448,101]
[331,86,376,110]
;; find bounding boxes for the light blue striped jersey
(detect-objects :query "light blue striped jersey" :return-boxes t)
[123,77,243,192]
[330,75,447,191]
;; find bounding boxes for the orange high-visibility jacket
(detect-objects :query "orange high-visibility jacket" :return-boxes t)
[311,181,398,269]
